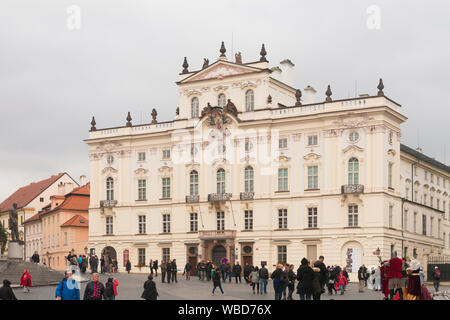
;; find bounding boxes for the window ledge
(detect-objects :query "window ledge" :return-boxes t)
[275,191,290,193]
[159,232,172,235]
[304,189,320,192]
[135,233,147,235]
[344,226,360,229]
[274,228,289,231]
[241,229,253,232]
[159,198,172,201]
[304,227,319,230]
[388,187,395,191]
[135,199,148,202]
[186,231,198,234]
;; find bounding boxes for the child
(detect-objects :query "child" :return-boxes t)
[336,271,348,295]
[20,269,32,293]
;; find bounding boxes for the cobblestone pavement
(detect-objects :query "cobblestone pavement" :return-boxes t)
[12,272,450,300]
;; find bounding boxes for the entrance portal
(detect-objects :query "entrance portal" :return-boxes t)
[212,245,226,265]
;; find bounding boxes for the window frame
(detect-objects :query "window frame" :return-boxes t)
[278,168,288,191]
[191,97,199,118]
[245,89,254,111]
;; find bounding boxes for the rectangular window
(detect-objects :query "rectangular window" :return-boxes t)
[413,212,417,233]
[278,209,288,229]
[162,248,170,262]
[431,173,434,183]
[64,232,68,246]
[430,196,434,208]
[244,210,253,230]
[414,191,418,202]
[138,152,146,161]
[162,149,171,159]
[389,205,393,228]
[189,213,198,232]
[404,209,408,232]
[162,177,171,198]
[278,168,288,191]
[388,163,393,188]
[162,214,171,233]
[279,138,287,149]
[106,216,113,235]
[348,205,358,227]
[217,211,225,231]
[138,179,146,200]
[138,248,146,265]
[277,245,287,264]
[430,217,434,237]
[40,197,44,202]
[308,207,318,228]
[307,166,318,189]
[308,135,318,146]
[138,215,146,234]
[405,188,409,200]
[422,215,427,236]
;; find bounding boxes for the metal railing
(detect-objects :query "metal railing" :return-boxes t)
[100,200,118,208]
[185,195,200,203]
[208,193,232,202]
[198,230,236,240]
[240,192,254,200]
[341,184,364,194]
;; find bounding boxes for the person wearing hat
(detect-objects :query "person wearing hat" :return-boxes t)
[0,279,17,300]
[55,269,80,300]
[432,266,441,293]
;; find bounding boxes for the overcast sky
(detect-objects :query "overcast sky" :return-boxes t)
[0,0,449,202]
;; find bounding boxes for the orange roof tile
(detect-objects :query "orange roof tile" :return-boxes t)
[61,215,89,227]
[0,173,66,213]
[40,183,90,217]
[23,212,41,224]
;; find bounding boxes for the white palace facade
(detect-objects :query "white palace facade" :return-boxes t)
[85,43,450,276]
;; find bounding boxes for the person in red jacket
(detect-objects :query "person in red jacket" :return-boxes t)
[380,261,390,300]
[335,271,348,295]
[20,269,32,293]
[385,251,403,300]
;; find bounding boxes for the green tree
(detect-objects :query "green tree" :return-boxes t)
[0,223,7,255]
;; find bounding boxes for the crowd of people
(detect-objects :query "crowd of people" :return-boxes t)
[0,252,445,300]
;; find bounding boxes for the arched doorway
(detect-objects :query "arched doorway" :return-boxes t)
[212,245,226,266]
[102,246,117,273]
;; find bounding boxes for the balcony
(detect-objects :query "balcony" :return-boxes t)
[341,185,364,194]
[208,193,232,202]
[240,192,254,201]
[185,195,200,203]
[100,200,118,208]
[199,230,236,240]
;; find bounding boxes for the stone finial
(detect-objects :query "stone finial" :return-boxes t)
[176,107,179,116]
[182,57,189,74]
[90,116,96,131]
[295,89,302,107]
[151,108,158,124]
[325,85,332,102]
[220,41,226,57]
[377,78,384,96]
[126,112,132,127]
[260,44,268,62]
[267,95,272,104]
[202,58,209,69]
[235,52,242,64]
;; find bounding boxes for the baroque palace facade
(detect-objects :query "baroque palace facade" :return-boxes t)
[85,43,450,276]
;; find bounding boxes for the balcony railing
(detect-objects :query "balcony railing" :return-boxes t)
[199,230,236,240]
[100,200,118,208]
[240,192,254,201]
[208,193,232,202]
[185,195,200,203]
[341,184,364,194]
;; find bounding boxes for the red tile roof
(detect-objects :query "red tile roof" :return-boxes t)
[0,173,67,213]
[40,183,90,216]
[61,215,89,227]
[23,212,41,224]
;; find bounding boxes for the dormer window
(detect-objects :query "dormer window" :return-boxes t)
[245,89,254,111]
[191,97,199,118]
[218,94,226,108]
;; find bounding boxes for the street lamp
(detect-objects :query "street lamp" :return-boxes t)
[374,247,382,263]
[84,246,88,254]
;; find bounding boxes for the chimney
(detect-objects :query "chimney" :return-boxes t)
[57,182,65,195]
[270,66,282,82]
[65,182,74,194]
[303,86,317,104]
[80,175,86,186]
[279,59,295,87]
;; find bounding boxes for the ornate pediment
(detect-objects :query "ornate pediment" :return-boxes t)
[332,114,375,129]
[180,61,263,83]
[101,166,118,175]
[342,145,364,154]
[303,153,321,161]
[134,168,148,175]
[95,141,122,153]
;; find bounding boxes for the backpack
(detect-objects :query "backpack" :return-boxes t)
[105,282,114,297]
[259,267,268,279]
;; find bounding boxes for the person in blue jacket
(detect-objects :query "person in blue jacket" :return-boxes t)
[55,269,80,300]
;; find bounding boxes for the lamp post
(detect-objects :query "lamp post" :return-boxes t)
[374,247,381,263]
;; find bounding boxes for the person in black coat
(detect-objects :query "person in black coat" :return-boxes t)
[83,273,105,300]
[313,256,327,293]
[31,251,40,263]
[152,260,158,277]
[184,262,192,280]
[0,280,17,300]
[296,258,314,300]
[232,262,242,283]
[206,262,212,281]
[141,275,158,300]
[166,259,173,283]
[171,259,178,283]
[270,264,284,300]
[243,263,252,283]
[125,260,131,274]
[287,264,296,300]
[212,269,224,295]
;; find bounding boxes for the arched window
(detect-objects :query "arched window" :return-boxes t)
[106,177,114,200]
[245,89,254,111]
[348,158,359,185]
[244,166,254,192]
[191,97,199,118]
[217,168,225,194]
[190,170,199,196]
[218,94,226,108]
